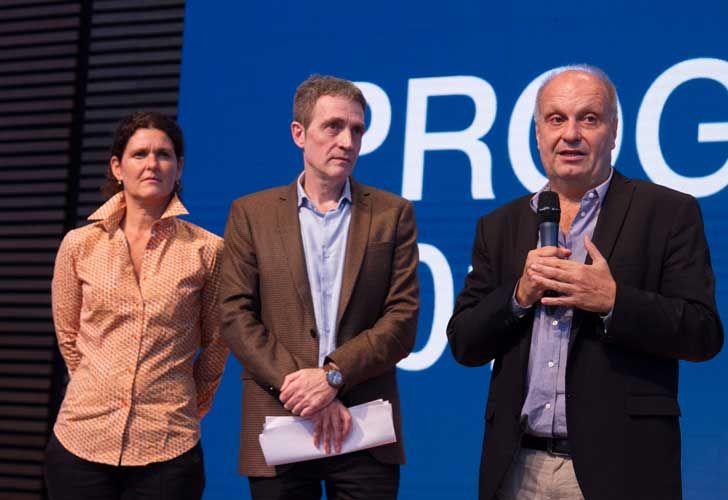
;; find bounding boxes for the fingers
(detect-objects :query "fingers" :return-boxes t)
[530,274,575,295]
[533,246,572,259]
[584,235,605,263]
[341,407,352,440]
[299,392,325,417]
[313,416,322,449]
[280,370,300,395]
[279,380,296,403]
[332,408,342,453]
[280,376,291,395]
[308,402,352,455]
[291,399,307,416]
[281,391,299,410]
[321,411,332,454]
[530,262,572,282]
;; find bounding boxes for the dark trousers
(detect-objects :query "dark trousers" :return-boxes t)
[43,433,205,500]
[249,450,399,500]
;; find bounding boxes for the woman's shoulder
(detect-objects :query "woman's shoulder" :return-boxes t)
[175,219,223,251]
[57,222,107,253]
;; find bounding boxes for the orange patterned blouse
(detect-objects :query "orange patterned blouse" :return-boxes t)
[51,193,228,466]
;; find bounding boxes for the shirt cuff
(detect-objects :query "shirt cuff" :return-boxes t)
[599,309,613,336]
[511,283,532,319]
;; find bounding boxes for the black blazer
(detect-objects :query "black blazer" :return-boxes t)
[447,170,723,500]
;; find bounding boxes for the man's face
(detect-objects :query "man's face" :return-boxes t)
[291,94,365,184]
[535,71,617,190]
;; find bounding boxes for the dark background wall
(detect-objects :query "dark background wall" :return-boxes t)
[0,1,185,498]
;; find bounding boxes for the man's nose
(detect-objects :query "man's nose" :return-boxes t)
[562,119,581,143]
[338,128,353,149]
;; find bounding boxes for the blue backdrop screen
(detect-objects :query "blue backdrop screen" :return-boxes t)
[177,2,728,498]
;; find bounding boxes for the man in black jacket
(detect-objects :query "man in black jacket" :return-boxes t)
[447,64,723,500]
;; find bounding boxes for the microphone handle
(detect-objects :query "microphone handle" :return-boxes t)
[538,221,559,314]
[539,221,559,248]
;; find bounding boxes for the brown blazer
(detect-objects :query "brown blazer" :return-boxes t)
[220,178,419,477]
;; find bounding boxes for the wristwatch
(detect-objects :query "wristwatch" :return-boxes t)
[323,363,344,390]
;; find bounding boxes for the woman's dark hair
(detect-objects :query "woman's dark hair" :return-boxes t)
[101,111,184,199]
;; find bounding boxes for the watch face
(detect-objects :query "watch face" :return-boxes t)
[327,369,343,388]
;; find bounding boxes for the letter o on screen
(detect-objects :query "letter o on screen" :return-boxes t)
[398,243,453,371]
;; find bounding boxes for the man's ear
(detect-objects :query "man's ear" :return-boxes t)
[291,121,306,149]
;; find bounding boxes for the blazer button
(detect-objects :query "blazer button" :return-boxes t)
[310,328,317,338]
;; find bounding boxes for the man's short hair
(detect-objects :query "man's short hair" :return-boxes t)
[293,74,367,129]
[534,64,619,123]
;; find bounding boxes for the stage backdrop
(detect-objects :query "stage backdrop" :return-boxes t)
[177,1,728,498]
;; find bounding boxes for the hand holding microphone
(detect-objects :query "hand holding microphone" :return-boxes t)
[515,191,571,308]
[537,191,561,312]
[518,190,616,313]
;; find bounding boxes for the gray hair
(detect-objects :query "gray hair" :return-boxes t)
[533,64,618,123]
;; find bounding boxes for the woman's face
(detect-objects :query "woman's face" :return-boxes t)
[111,128,182,204]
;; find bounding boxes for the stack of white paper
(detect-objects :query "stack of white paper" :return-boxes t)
[259,399,396,466]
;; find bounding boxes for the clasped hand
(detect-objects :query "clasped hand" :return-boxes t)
[279,368,351,454]
[516,235,616,313]
[280,368,337,417]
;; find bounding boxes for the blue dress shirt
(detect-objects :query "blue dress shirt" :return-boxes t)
[296,174,352,367]
[516,169,613,437]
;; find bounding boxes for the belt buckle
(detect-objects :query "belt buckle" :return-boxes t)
[547,438,570,457]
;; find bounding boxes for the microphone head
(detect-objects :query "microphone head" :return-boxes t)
[537,191,561,224]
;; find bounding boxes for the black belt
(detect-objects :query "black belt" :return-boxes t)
[521,434,571,457]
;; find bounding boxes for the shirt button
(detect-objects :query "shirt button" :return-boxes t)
[588,192,595,199]
[548,361,555,368]
[545,403,552,409]
[551,320,558,326]
[580,211,586,217]
[127,368,132,374]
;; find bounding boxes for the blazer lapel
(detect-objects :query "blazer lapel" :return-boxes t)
[336,179,372,328]
[570,169,635,347]
[587,170,634,265]
[277,180,315,313]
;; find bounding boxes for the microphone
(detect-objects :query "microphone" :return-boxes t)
[537,191,560,248]
[537,191,560,313]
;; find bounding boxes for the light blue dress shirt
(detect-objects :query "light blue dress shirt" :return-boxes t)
[516,169,613,437]
[296,174,352,367]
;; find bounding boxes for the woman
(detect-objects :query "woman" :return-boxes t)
[44,111,228,499]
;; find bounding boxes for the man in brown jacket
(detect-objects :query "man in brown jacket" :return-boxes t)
[220,74,419,499]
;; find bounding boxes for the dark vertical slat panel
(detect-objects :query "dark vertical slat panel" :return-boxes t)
[0,1,83,497]
[77,0,185,225]
[0,1,186,498]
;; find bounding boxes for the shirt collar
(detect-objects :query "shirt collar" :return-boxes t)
[296,172,352,209]
[529,168,614,213]
[88,192,189,232]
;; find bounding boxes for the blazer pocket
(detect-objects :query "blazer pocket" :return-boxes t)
[626,395,681,416]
